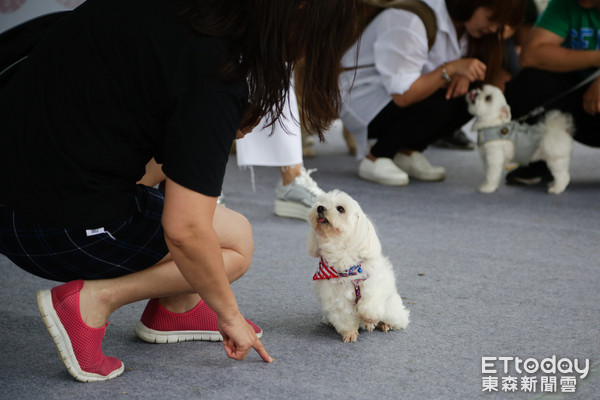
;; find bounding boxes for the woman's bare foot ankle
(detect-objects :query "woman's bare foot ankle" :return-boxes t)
[78,281,114,328]
[159,294,202,313]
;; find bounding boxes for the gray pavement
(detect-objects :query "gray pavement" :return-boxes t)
[1,124,599,399]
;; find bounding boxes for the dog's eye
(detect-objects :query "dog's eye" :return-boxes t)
[485,95,492,102]
[336,206,345,213]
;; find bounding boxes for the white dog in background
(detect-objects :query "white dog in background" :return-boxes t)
[306,190,409,343]
[466,84,574,194]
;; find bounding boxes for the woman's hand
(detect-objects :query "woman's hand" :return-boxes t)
[218,312,273,362]
[393,58,486,108]
[445,75,471,99]
[447,58,487,83]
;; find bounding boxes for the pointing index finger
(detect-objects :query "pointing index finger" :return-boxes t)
[253,339,274,363]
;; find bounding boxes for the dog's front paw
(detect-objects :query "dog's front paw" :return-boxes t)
[363,322,376,332]
[478,183,498,193]
[341,331,359,343]
[360,315,377,332]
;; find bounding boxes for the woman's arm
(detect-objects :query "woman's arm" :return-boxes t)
[137,158,166,187]
[392,58,487,107]
[162,178,271,362]
[391,65,451,107]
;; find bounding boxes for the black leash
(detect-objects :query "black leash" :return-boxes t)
[517,68,600,122]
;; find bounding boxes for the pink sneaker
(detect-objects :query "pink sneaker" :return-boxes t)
[36,280,124,382]
[134,298,263,343]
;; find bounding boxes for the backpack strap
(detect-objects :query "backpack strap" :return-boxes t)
[389,1,436,51]
[343,1,437,71]
[361,0,437,51]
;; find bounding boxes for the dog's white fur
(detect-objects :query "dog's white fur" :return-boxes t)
[467,84,574,194]
[306,190,409,343]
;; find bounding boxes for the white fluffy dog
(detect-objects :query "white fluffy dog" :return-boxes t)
[466,84,574,194]
[306,190,409,343]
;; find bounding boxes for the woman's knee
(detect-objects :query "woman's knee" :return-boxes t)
[213,205,254,271]
[231,212,254,271]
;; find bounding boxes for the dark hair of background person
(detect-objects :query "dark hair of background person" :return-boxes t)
[446,0,526,84]
[179,0,363,141]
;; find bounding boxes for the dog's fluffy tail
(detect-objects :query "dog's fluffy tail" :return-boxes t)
[539,110,575,160]
[543,110,575,137]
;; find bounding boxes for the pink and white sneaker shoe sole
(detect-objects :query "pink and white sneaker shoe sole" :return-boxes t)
[134,298,263,344]
[36,280,124,382]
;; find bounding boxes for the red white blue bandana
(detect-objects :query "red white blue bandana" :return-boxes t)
[313,257,364,280]
[313,257,368,303]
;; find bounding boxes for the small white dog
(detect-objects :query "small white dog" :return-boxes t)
[466,84,574,194]
[306,190,409,343]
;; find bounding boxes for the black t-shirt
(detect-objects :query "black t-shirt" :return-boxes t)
[0,0,247,228]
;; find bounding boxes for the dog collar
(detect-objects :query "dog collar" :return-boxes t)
[313,257,368,303]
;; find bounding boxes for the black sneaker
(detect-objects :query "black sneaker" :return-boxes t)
[433,129,475,151]
[505,160,553,186]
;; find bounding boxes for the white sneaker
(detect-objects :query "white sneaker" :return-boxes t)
[358,158,409,186]
[392,151,446,181]
[274,168,325,221]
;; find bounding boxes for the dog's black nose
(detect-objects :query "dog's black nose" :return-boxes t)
[317,205,325,214]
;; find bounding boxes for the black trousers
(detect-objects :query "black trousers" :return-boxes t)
[505,68,600,147]
[367,90,471,158]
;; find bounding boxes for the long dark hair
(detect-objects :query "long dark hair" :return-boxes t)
[179,0,363,141]
[446,0,526,84]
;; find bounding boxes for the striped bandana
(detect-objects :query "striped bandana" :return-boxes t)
[313,257,368,303]
[312,257,365,280]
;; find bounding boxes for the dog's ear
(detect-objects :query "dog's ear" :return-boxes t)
[351,212,381,260]
[501,104,511,122]
[306,229,320,258]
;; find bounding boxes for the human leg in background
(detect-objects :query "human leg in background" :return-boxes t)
[360,91,471,184]
[236,84,325,221]
[432,128,475,151]
[504,68,579,120]
[274,163,325,220]
[430,93,476,151]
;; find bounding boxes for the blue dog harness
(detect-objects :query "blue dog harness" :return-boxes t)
[477,121,544,166]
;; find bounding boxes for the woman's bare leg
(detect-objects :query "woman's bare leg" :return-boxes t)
[280,164,302,186]
[78,205,253,328]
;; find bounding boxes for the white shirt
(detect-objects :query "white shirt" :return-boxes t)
[236,85,302,167]
[339,0,468,157]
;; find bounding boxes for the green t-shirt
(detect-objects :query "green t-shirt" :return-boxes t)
[537,0,600,50]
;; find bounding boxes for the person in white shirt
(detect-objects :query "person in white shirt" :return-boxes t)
[339,0,525,186]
